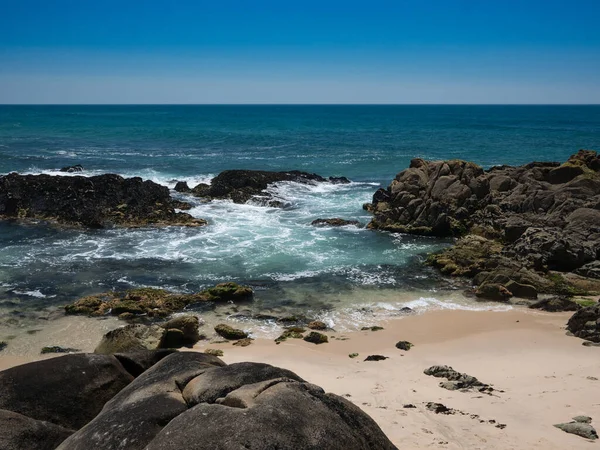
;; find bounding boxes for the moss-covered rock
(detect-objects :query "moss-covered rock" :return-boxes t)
[475,283,513,302]
[303,331,328,344]
[307,321,327,330]
[65,283,254,319]
[427,235,503,277]
[395,341,413,351]
[214,324,248,340]
[204,348,224,357]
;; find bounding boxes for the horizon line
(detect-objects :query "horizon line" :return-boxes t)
[1,103,600,106]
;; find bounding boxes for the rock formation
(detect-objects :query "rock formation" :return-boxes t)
[0,351,397,450]
[0,173,206,228]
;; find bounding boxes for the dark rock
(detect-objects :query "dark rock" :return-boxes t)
[0,409,74,450]
[173,181,191,192]
[505,280,538,299]
[475,283,513,302]
[0,354,133,429]
[403,404,416,408]
[275,328,305,344]
[426,402,454,414]
[303,331,328,344]
[529,296,581,312]
[65,283,253,319]
[311,218,360,227]
[361,326,384,331]
[576,261,600,279]
[40,345,80,354]
[57,352,226,450]
[395,341,413,351]
[232,337,253,347]
[329,176,351,184]
[364,355,388,361]
[59,165,83,173]
[307,320,328,330]
[567,304,600,342]
[113,349,178,377]
[0,341,6,352]
[0,173,206,228]
[214,323,248,340]
[582,341,600,347]
[424,365,494,393]
[190,169,348,207]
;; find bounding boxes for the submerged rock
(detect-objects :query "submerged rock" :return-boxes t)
[0,173,206,228]
[311,218,360,227]
[59,165,83,173]
[65,282,253,319]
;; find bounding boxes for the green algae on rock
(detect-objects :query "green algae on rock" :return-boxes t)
[303,331,328,344]
[214,324,248,340]
[64,283,253,319]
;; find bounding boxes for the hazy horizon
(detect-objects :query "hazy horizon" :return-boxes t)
[1,0,599,104]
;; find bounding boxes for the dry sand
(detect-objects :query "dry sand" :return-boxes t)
[1,308,598,448]
[202,309,599,449]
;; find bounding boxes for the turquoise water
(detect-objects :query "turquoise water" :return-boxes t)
[0,105,599,319]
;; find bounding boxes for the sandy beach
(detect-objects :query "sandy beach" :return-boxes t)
[199,309,599,449]
[1,308,598,448]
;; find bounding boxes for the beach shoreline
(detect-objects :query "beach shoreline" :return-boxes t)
[2,307,598,448]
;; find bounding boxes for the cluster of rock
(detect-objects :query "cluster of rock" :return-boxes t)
[175,169,350,207]
[424,365,496,394]
[0,173,205,228]
[0,351,396,450]
[65,282,253,320]
[364,150,600,302]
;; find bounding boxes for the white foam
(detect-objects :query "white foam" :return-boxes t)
[11,289,55,299]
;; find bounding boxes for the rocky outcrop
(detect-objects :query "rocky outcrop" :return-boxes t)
[529,296,581,312]
[65,282,253,319]
[0,352,395,450]
[189,170,350,207]
[0,173,206,228]
[567,304,600,342]
[366,150,600,298]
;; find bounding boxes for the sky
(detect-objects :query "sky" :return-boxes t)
[0,0,599,104]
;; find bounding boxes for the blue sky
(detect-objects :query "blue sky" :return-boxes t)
[0,0,599,103]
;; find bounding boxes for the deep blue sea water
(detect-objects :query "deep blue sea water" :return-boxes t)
[1,105,599,328]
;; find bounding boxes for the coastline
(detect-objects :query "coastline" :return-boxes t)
[2,308,598,448]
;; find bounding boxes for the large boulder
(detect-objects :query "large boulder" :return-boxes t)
[0,354,133,429]
[0,173,206,228]
[94,324,167,354]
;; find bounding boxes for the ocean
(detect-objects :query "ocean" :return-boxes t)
[1,105,599,334]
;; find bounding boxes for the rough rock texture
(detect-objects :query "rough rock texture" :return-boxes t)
[94,324,167,354]
[214,323,248,340]
[0,173,206,228]
[554,416,598,440]
[424,365,495,394]
[395,340,413,351]
[567,304,600,342]
[48,353,395,450]
[161,314,203,347]
[190,169,350,207]
[311,218,360,227]
[0,354,133,429]
[529,296,581,312]
[303,331,329,344]
[366,150,600,299]
[0,409,74,450]
[65,282,253,319]
[475,283,513,302]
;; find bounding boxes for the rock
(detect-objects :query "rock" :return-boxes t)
[361,326,384,331]
[0,341,6,352]
[40,346,80,354]
[113,349,177,377]
[311,218,360,227]
[329,176,351,184]
[65,282,253,319]
[349,353,359,358]
[232,338,253,347]
[505,280,538,299]
[554,420,598,440]
[364,355,388,361]
[303,331,328,344]
[583,341,600,347]
[95,324,166,354]
[395,341,413,351]
[173,181,191,192]
[56,352,226,450]
[573,415,593,424]
[0,409,74,450]
[403,404,416,408]
[161,314,202,347]
[424,365,494,393]
[567,304,600,342]
[0,354,133,429]
[529,296,581,312]
[191,169,347,207]
[0,173,206,228]
[214,324,248,340]
[204,349,224,357]
[59,165,83,173]
[275,328,305,344]
[366,150,600,296]
[426,402,454,414]
[475,283,513,302]
[307,320,328,330]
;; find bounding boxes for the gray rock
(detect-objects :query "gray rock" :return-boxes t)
[0,354,133,429]
[529,296,581,312]
[0,409,74,450]
[424,365,494,393]
[554,421,598,440]
[94,324,166,354]
[505,280,538,299]
[567,304,600,343]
